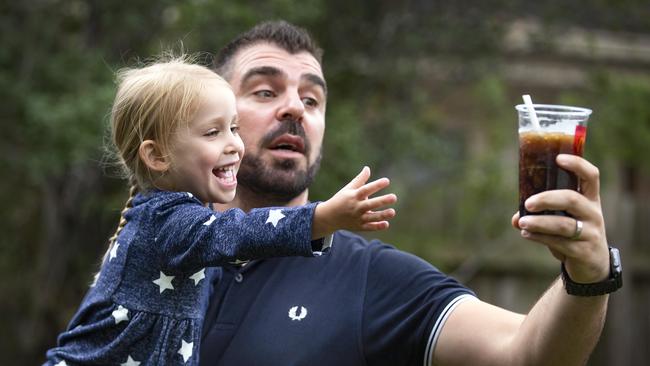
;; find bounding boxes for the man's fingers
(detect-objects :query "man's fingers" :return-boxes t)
[518,215,589,240]
[548,247,566,262]
[511,211,521,229]
[556,154,600,201]
[524,190,596,219]
[345,166,371,189]
[521,228,609,283]
[520,229,590,260]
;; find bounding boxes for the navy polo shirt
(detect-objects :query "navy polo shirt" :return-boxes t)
[200,230,475,366]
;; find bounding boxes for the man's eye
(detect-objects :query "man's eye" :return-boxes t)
[254,90,275,98]
[302,97,318,108]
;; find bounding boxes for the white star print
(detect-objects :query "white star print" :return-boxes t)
[54,361,68,366]
[187,192,194,198]
[109,241,120,261]
[153,271,175,293]
[112,305,129,324]
[266,209,285,227]
[121,355,141,366]
[189,268,206,285]
[203,215,216,226]
[178,339,193,363]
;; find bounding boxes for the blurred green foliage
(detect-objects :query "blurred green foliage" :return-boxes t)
[590,74,650,172]
[2,0,649,363]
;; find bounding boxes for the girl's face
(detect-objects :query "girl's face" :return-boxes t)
[166,82,245,204]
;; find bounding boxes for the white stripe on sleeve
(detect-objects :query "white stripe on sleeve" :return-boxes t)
[423,294,478,366]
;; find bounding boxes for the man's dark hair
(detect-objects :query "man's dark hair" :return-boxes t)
[213,20,323,79]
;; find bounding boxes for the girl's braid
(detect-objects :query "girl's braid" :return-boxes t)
[101,183,138,264]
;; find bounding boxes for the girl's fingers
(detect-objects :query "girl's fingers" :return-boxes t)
[361,208,396,223]
[361,221,390,231]
[345,166,371,189]
[360,194,397,211]
[356,177,391,199]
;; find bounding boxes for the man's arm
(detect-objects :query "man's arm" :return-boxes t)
[433,281,607,365]
[433,154,611,366]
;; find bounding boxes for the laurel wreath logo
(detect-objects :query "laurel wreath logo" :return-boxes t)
[288,306,308,321]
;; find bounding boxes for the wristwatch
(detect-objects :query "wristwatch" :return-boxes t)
[561,246,623,296]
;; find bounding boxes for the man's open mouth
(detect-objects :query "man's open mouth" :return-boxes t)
[268,135,305,154]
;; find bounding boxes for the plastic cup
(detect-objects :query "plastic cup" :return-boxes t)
[516,104,592,217]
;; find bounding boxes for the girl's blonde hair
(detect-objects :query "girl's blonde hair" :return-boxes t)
[102,56,230,263]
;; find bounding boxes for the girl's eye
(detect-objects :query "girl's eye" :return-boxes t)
[204,129,219,137]
[231,125,240,135]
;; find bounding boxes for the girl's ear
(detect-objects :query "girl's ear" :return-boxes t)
[139,140,170,172]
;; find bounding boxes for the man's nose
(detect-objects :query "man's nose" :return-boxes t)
[276,91,304,122]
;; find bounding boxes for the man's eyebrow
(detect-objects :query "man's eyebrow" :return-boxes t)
[240,66,284,87]
[303,73,327,95]
[240,66,327,95]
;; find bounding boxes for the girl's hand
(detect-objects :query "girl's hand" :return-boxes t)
[312,166,397,238]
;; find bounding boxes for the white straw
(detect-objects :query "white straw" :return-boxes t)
[522,94,541,130]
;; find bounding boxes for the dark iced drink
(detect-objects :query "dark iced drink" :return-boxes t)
[519,131,584,216]
[516,104,591,217]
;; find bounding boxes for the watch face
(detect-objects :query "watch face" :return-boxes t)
[610,247,622,274]
[562,246,623,296]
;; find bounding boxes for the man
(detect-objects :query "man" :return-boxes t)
[200,20,619,365]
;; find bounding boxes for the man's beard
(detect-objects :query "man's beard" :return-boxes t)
[237,119,322,204]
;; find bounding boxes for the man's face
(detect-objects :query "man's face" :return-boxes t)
[227,43,326,202]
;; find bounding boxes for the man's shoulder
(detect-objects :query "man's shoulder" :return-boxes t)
[258,230,439,283]
[330,230,431,269]
[330,230,394,256]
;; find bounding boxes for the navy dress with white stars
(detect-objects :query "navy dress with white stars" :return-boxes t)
[44,190,321,366]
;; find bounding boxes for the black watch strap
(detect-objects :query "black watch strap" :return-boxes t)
[561,246,623,296]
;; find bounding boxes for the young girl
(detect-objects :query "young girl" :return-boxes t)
[44,57,396,365]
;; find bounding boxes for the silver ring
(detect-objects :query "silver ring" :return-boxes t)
[570,219,584,240]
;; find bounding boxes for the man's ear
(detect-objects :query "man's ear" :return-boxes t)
[139,140,170,172]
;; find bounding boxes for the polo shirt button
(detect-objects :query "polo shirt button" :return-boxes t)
[234,273,243,283]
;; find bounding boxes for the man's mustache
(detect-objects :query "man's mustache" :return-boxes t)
[259,118,311,154]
